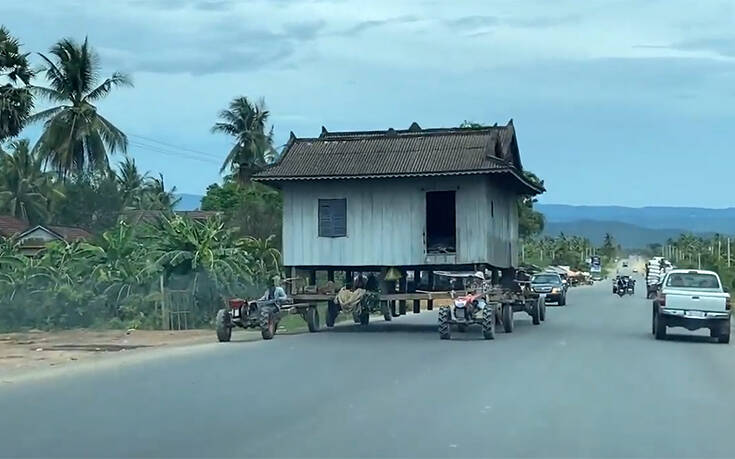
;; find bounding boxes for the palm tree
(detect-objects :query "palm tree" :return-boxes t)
[211,96,272,184]
[29,37,132,178]
[0,26,34,141]
[140,174,180,211]
[116,156,148,209]
[0,139,57,223]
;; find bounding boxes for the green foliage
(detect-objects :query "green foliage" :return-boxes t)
[0,216,282,332]
[0,139,62,224]
[202,179,283,246]
[30,37,132,177]
[523,234,593,271]
[0,26,34,141]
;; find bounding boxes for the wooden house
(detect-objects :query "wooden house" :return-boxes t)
[254,121,542,289]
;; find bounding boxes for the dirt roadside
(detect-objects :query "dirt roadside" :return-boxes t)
[0,328,241,382]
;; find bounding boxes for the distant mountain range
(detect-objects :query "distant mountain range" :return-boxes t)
[538,204,733,248]
[538,204,735,234]
[174,194,203,211]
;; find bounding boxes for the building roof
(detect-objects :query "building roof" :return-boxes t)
[16,224,91,243]
[0,215,29,237]
[254,121,543,195]
[48,226,92,242]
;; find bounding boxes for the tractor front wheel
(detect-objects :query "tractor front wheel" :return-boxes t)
[482,304,495,340]
[502,303,514,333]
[438,307,451,340]
[216,309,232,342]
[260,308,276,340]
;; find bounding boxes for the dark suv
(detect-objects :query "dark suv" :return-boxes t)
[531,273,567,305]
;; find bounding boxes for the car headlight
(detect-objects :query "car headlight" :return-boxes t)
[552,288,560,293]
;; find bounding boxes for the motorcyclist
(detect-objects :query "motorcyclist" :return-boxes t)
[616,275,628,293]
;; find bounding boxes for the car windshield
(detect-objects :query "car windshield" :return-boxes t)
[532,275,560,284]
[666,273,720,289]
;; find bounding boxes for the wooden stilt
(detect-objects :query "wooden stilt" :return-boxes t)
[413,299,420,313]
[399,300,407,315]
[427,299,434,310]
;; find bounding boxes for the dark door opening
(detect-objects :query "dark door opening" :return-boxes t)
[426,190,456,254]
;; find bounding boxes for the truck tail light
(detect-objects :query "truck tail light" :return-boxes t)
[229,298,245,309]
[659,293,666,307]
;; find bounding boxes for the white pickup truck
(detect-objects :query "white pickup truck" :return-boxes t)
[652,269,731,343]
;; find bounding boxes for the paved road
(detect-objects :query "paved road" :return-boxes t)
[2,278,735,457]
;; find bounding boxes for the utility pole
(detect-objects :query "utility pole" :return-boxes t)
[698,252,701,269]
[728,238,731,267]
[521,243,525,263]
[718,239,722,261]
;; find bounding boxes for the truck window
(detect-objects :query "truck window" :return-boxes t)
[666,273,720,289]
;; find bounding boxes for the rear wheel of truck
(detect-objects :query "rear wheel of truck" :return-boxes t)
[502,303,514,333]
[438,307,451,340]
[654,311,666,340]
[718,319,731,343]
[216,309,231,342]
[260,308,276,340]
[482,304,495,340]
[531,298,541,325]
[306,306,320,332]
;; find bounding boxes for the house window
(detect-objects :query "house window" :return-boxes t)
[318,199,347,237]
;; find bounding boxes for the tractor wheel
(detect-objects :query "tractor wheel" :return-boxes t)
[260,308,276,340]
[438,307,451,340]
[306,306,320,333]
[654,311,666,340]
[539,297,546,322]
[531,298,541,325]
[502,303,514,333]
[326,301,338,328]
[482,304,495,340]
[215,309,231,342]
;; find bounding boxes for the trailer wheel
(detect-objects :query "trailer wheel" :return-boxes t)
[502,303,514,333]
[216,309,231,342]
[438,307,451,340]
[381,302,392,322]
[326,301,338,328]
[358,310,370,326]
[260,308,276,340]
[531,298,541,325]
[306,306,320,332]
[482,304,495,340]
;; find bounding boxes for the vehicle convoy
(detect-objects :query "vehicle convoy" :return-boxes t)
[436,270,545,340]
[530,273,566,305]
[652,269,731,343]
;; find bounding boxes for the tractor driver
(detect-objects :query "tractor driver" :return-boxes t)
[259,275,288,304]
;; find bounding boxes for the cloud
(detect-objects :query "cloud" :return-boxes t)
[340,15,420,36]
[444,13,579,32]
[444,15,499,29]
[671,37,735,57]
[193,0,234,11]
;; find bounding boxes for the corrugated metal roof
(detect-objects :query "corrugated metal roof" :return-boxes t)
[253,121,540,194]
[0,215,28,237]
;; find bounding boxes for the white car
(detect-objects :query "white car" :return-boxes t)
[653,269,731,343]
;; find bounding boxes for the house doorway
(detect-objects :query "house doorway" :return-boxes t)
[426,190,456,254]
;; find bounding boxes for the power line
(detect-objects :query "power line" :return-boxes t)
[128,133,221,159]
[127,140,220,165]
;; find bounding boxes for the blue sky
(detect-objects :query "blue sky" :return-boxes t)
[4,0,735,207]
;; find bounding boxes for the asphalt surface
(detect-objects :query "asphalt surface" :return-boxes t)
[3,272,735,457]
